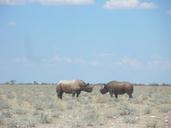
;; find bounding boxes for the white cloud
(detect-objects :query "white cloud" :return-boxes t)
[167,10,171,15]
[0,0,26,5]
[8,21,16,27]
[103,0,156,10]
[116,56,144,69]
[139,2,156,9]
[115,57,171,70]
[49,55,87,65]
[148,58,171,70]
[46,55,105,67]
[49,55,171,71]
[37,0,94,6]
[0,0,94,5]
[14,54,171,71]
[49,55,62,64]
[14,57,30,64]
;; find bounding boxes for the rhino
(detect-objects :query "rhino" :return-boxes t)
[100,81,133,98]
[56,80,93,99]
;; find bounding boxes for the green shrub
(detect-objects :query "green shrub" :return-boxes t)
[144,107,151,114]
[146,120,157,128]
[118,103,136,116]
[0,100,10,110]
[15,108,27,115]
[39,112,51,124]
[0,113,5,126]
[83,110,104,126]
[160,106,170,113]
[123,116,137,124]
[7,119,36,128]
[2,111,13,118]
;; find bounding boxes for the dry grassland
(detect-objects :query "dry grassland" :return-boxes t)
[0,85,171,128]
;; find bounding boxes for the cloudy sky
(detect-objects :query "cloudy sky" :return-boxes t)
[0,0,171,84]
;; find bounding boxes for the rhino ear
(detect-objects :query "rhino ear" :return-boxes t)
[103,83,107,86]
[86,83,90,86]
[100,84,105,88]
[102,84,107,88]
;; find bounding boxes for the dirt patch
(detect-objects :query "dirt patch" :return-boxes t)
[166,111,171,128]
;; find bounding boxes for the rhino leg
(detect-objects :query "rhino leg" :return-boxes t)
[57,91,63,99]
[128,93,133,98]
[76,91,81,97]
[72,92,76,97]
[114,93,118,98]
[109,90,113,97]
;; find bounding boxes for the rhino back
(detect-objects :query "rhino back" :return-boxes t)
[107,81,133,94]
[57,80,84,93]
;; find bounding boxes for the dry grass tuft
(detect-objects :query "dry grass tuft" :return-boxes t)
[0,100,11,110]
[123,116,138,124]
[39,112,52,124]
[144,106,152,114]
[92,95,106,103]
[146,119,158,128]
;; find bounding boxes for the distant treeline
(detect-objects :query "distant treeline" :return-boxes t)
[0,80,171,86]
[134,83,171,86]
[0,80,56,85]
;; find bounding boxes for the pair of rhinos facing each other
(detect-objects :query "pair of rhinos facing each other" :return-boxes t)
[56,80,133,99]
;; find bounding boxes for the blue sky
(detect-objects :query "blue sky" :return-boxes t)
[0,0,171,84]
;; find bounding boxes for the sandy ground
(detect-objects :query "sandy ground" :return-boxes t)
[165,111,171,128]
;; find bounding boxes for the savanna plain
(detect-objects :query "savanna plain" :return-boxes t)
[0,84,171,128]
